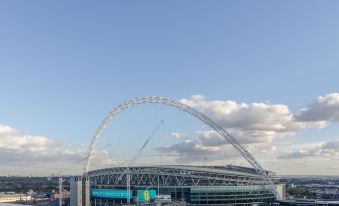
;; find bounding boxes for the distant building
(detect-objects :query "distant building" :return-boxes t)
[279,199,339,205]
[0,203,33,206]
[316,188,339,201]
[276,184,287,200]
[0,194,32,203]
[27,190,34,196]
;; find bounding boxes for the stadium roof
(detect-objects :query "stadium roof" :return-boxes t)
[89,164,271,177]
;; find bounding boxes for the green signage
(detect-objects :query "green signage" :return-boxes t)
[137,190,156,202]
[91,189,133,199]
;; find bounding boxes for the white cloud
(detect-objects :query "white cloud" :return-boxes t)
[0,124,120,174]
[197,129,285,145]
[90,150,121,169]
[246,143,277,155]
[157,131,279,164]
[170,132,187,140]
[180,96,302,144]
[157,138,237,163]
[296,93,339,122]
[179,94,339,145]
[158,93,339,166]
[196,131,227,146]
[0,124,83,165]
[278,140,339,159]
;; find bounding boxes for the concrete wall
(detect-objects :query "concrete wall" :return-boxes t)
[70,176,90,206]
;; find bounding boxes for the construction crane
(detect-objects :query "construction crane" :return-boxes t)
[118,120,164,204]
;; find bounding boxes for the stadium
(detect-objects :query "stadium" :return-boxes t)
[79,164,281,206]
[70,97,285,206]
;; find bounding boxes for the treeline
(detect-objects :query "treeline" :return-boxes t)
[287,187,317,199]
[0,176,68,193]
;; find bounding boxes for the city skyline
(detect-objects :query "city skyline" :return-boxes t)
[0,1,339,176]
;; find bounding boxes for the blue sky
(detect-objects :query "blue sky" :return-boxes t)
[0,1,339,175]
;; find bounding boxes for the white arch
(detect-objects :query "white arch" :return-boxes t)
[83,96,278,198]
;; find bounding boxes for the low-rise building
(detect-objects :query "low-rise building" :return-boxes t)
[0,194,32,203]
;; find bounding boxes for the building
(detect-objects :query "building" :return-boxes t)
[70,176,90,206]
[276,184,287,200]
[0,203,33,206]
[71,165,282,206]
[0,194,32,203]
[279,199,339,206]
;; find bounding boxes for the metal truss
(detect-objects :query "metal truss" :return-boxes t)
[88,166,266,187]
[83,96,279,199]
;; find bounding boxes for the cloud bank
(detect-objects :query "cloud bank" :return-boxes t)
[296,93,339,122]
[278,140,339,159]
[158,93,339,163]
[0,124,83,165]
[179,94,336,143]
[1,93,339,174]
[0,125,117,171]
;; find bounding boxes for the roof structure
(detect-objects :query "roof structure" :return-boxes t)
[88,165,276,188]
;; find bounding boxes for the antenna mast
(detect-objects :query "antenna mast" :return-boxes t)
[58,177,63,206]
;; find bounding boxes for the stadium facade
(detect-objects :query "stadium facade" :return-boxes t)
[70,165,285,206]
